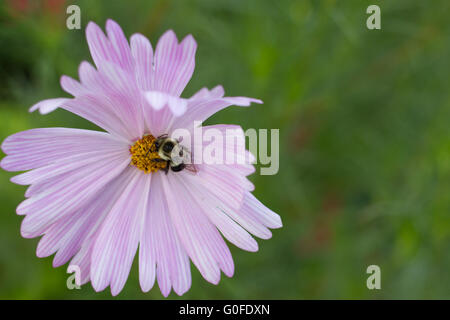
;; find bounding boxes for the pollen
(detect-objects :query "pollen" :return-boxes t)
[130,135,167,173]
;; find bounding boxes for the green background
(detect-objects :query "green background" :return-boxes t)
[0,0,449,299]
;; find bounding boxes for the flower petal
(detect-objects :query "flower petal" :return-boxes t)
[171,91,262,131]
[145,91,187,116]
[1,128,128,171]
[240,191,282,229]
[130,33,153,91]
[11,150,125,186]
[85,21,121,71]
[95,60,145,138]
[18,153,130,238]
[139,173,191,296]
[105,19,133,74]
[144,91,168,111]
[162,174,234,284]
[143,91,187,136]
[91,169,149,296]
[60,75,85,96]
[179,176,258,252]
[29,98,70,114]
[153,30,197,96]
[185,179,273,240]
[36,167,136,267]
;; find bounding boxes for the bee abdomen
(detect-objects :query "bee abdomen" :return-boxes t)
[170,163,186,172]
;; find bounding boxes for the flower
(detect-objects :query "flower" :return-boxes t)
[1,19,282,296]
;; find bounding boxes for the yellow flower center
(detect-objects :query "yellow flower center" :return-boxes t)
[130,135,167,173]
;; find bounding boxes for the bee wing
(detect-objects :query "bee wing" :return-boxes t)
[180,146,193,164]
[183,163,198,175]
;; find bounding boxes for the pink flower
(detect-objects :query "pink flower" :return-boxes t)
[1,19,282,296]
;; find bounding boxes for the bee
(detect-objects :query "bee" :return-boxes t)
[148,134,197,174]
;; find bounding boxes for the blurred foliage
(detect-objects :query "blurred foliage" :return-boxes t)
[0,0,449,299]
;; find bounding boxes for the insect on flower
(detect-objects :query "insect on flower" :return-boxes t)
[0,19,282,296]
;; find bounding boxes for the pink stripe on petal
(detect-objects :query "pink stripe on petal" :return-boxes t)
[188,163,248,211]
[95,61,144,138]
[91,169,149,296]
[139,173,191,296]
[162,174,234,283]
[168,34,197,97]
[130,33,153,91]
[172,94,262,131]
[86,21,120,70]
[72,60,145,139]
[25,172,67,199]
[69,245,92,286]
[1,128,128,171]
[66,168,136,286]
[153,30,197,96]
[61,95,133,141]
[179,176,258,252]
[105,19,134,74]
[39,169,134,266]
[183,177,273,240]
[240,192,282,229]
[19,154,130,238]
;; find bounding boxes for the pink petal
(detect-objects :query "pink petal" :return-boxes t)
[139,173,191,296]
[189,85,224,101]
[197,124,256,168]
[61,60,145,140]
[143,91,187,136]
[240,192,282,229]
[95,60,145,138]
[11,150,125,186]
[61,94,133,141]
[60,75,85,96]
[1,128,127,171]
[18,153,130,238]
[36,167,136,267]
[91,169,149,296]
[171,92,262,131]
[189,164,247,211]
[25,172,67,198]
[85,21,121,71]
[187,180,273,240]
[66,170,135,288]
[162,174,234,284]
[144,91,168,111]
[29,98,70,114]
[130,33,153,91]
[179,176,258,252]
[153,30,197,96]
[68,245,92,286]
[145,91,187,116]
[167,95,188,116]
[105,19,133,74]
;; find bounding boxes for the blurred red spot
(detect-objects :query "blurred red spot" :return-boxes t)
[44,0,66,15]
[296,191,342,255]
[6,0,30,14]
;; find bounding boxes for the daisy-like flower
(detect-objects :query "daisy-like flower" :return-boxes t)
[1,20,282,296]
